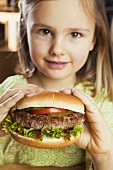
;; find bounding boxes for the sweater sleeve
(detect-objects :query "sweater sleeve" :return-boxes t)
[0,75,27,95]
[0,75,27,165]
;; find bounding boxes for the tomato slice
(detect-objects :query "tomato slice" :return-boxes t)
[29,108,67,114]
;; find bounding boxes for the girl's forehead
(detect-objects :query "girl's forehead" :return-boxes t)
[25,0,95,31]
[24,0,95,20]
[24,0,94,9]
[26,0,95,16]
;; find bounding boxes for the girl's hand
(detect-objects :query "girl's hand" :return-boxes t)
[0,84,44,123]
[60,88,113,156]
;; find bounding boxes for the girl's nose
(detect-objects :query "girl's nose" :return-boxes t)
[49,38,65,57]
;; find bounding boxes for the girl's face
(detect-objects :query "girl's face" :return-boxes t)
[26,0,95,80]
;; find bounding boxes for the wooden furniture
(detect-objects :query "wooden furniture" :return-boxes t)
[0,52,17,83]
[0,0,7,6]
[0,11,20,51]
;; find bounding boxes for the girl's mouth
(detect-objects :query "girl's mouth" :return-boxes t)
[45,60,69,69]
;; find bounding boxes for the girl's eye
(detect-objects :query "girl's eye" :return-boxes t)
[39,29,51,35]
[71,32,81,38]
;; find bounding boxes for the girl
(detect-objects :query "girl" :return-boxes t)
[0,0,113,169]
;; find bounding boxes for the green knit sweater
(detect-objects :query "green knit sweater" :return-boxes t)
[0,75,113,170]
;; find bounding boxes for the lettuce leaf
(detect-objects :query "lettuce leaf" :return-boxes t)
[2,115,82,141]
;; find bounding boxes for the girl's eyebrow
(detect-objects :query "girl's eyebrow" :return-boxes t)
[68,27,90,32]
[32,23,90,32]
[32,23,54,30]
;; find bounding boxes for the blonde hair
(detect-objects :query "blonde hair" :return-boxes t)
[16,0,113,101]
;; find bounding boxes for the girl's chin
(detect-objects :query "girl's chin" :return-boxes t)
[37,69,75,81]
[47,75,68,80]
[45,72,70,80]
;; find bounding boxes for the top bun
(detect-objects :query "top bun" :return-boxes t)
[13,91,85,114]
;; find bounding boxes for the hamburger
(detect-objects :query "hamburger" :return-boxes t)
[2,91,85,148]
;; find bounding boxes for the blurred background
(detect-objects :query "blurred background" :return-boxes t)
[0,0,113,83]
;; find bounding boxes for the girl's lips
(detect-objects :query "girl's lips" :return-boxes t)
[45,60,69,69]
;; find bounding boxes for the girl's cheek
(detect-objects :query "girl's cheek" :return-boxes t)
[71,50,89,70]
[30,39,49,56]
[29,42,43,57]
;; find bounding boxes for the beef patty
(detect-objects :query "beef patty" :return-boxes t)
[13,110,85,130]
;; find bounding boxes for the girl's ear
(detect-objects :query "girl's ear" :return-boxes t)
[89,36,96,51]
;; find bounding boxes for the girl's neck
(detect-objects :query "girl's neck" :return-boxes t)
[27,71,76,91]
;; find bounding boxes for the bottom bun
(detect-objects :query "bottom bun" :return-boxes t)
[9,130,82,148]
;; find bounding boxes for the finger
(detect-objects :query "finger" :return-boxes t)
[9,83,42,93]
[8,83,44,94]
[0,83,43,103]
[59,88,73,94]
[72,89,98,111]
[0,91,24,115]
[59,88,102,122]
[0,91,25,122]
[72,89,104,123]
[72,88,95,103]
